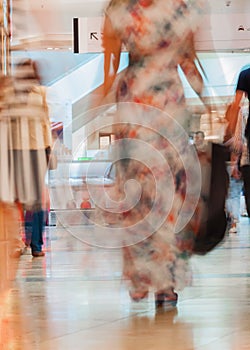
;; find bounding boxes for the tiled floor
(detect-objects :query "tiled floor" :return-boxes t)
[1,217,250,350]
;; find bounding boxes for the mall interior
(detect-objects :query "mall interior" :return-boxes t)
[1,0,250,349]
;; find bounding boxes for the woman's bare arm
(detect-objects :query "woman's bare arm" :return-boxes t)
[102,15,122,96]
[179,33,204,97]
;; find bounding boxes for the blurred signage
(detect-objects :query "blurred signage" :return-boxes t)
[74,14,250,54]
[73,17,103,53]
[195,14,250,51]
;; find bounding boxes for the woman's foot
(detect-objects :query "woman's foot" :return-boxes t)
[229,221,237,233]
[155,290,178,309]
[129,290,148,302]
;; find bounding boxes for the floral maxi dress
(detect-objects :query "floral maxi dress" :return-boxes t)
[105,0,204,294]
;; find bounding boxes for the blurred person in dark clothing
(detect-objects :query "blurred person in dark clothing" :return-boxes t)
[230,68,250,218]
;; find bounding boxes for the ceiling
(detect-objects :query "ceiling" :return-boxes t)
[20,0,250,12]
[11,0,109,50]
[11,0,250,51]
[8,0,250,124]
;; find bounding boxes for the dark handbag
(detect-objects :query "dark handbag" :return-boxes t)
[180,53,229,254]
[192,143,229,254]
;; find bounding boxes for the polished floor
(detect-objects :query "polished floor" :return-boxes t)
[1,217,250,350]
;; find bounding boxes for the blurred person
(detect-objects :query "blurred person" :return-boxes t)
[0,61,51,298]
[12,59,52,257]
[232,67,250,152]
[13,59,52,206]
[24,210,45,256]
[24,185,50,256]
[225,108,244,233]
[102,0,208,308]
[0,59,52,207]
[193,131,207,153]
[226,153,243,233]
[239,112,250,218]
[240,144,250,217]
[230,67,250,218]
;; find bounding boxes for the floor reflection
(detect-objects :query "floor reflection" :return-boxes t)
[1,218,250,349]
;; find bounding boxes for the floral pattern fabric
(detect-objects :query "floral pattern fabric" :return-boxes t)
[106,0,204,293]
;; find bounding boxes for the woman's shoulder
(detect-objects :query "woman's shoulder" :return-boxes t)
[105,0,128,16]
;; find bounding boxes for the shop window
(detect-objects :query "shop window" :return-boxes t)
[99,133,115,149]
